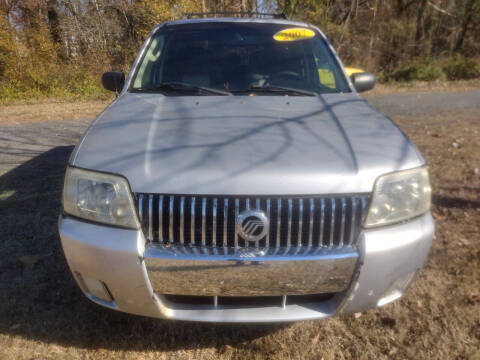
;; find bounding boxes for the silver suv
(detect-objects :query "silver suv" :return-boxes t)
[59,16,434,322]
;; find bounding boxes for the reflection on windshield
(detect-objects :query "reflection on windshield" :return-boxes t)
[131,23,349,96]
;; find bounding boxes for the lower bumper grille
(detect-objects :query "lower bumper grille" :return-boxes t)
[163,293,335,309]
[135,194,369,251]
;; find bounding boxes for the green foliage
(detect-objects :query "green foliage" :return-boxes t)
[0,0,207,103]
[1,0,480,103]
[443,56,480,80]
[0,16,19,81]
[0,68,110,104]
[389,60,447,82]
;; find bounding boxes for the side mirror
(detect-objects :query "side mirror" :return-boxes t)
[102,71,125,93]
[351,72,375,93]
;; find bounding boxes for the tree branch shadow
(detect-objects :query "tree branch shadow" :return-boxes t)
[0,146,287,352]
[432,194,480,209]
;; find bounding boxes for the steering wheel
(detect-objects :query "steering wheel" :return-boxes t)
[269,71,302,83]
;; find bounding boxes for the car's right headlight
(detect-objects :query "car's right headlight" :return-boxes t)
[62,167,140,229]
[364,167,431,228]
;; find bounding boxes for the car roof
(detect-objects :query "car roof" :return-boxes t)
[163,17,312,28]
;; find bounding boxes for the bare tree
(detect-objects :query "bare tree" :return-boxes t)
[454,0,477,53]
[414,0,427,57]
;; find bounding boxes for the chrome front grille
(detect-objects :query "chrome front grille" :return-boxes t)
[135,194,369,252]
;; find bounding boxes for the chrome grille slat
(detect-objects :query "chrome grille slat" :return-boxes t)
[296,199,303,252]
[148,195,153,241]
[169,196,174,243]
[212,198,217,247]
[245,198,250,249]
[201,198,206,247]
[158,195,164,242]
[329,198,335,248]
[339,198,346,247]
[287,199,292,249]
[223,198,228,248]
[136,194,370,252]
[361,196,368,223]
[308,199,314,249]
[190,197,195,246]
[348,197,357,246]
[180,196,185,245]
[266,199,271,251]
[276,199,282,251]
[234,198,239,249]
[320,198,325,247]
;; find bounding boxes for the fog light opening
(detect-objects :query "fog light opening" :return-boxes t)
[377,270,418,307]
[78,273,114,303]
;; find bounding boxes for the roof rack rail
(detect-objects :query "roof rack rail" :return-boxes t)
[182,12,287,20]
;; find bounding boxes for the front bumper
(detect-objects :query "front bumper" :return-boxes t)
[59,213,434,322]
[145,245,358,296]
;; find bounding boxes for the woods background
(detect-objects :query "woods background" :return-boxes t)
[1,0,479,102]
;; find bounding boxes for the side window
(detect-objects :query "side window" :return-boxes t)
[133,35,165,88]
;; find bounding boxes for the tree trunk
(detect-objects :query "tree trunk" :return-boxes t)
[367,0,381,69]
[414,0,427,57]
[47,0,64,58]
[350,0,358,21]
[454,0,476,53]
[283,0,298,18]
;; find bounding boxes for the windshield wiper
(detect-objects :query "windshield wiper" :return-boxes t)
[245,85,316,96]
[133,82,232,96]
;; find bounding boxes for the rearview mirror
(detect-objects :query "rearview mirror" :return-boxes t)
[351,72,375,93]
[102,71,125,93]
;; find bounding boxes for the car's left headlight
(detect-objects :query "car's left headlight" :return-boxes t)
[62,167,140,229]
[364,167,431,228]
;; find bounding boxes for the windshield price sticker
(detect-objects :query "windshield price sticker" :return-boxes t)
[273,28,315,42]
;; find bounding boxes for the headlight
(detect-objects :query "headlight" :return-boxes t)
[364,167,431,228]
[62,167,140,229]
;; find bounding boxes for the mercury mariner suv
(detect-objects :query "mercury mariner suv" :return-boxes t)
[59,16,434,322]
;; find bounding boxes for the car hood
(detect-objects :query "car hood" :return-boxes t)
[72,93,423,195]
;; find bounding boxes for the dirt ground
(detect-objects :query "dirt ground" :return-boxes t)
[0,91,479,359]
[0,100,111,125]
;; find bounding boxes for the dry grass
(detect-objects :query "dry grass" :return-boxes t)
[0,107,479,359]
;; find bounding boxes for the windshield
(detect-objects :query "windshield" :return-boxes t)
[130,22,350,96]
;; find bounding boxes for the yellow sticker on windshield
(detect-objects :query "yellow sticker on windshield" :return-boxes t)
[273,28,315,42]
